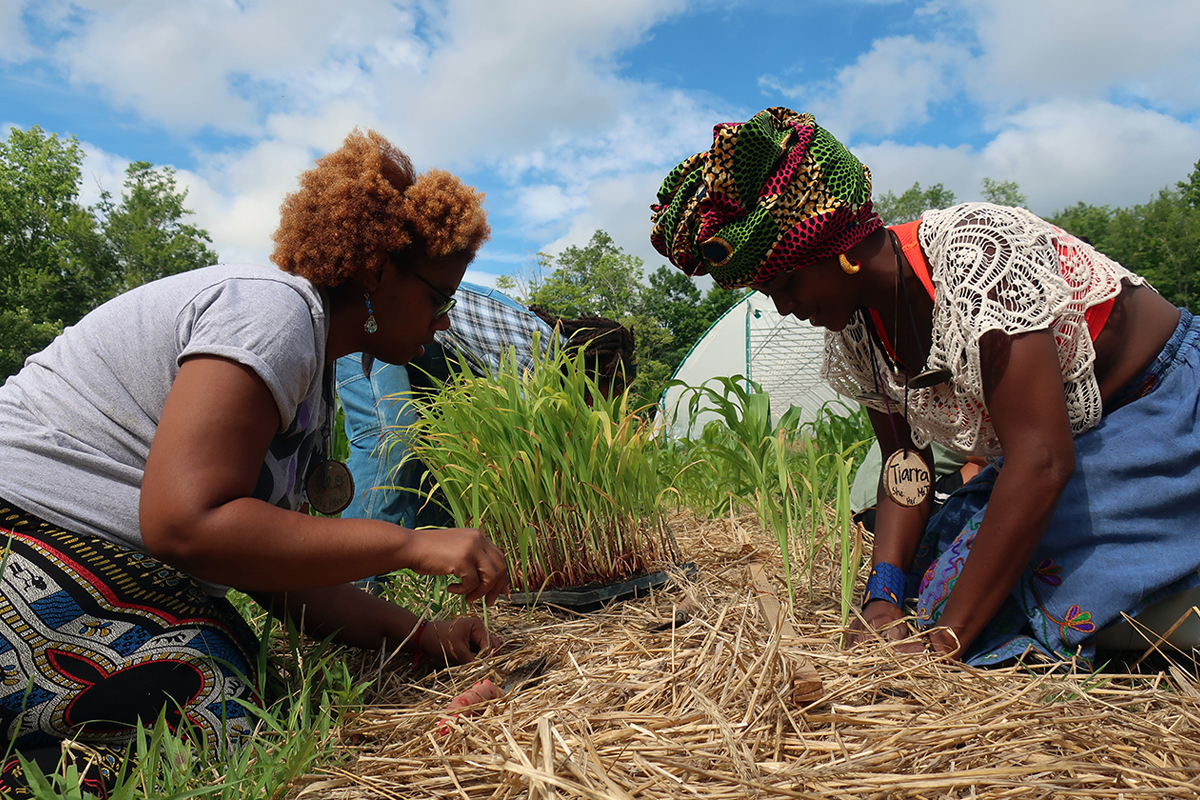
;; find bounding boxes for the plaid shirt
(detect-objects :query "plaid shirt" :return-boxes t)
[435,282,553,376]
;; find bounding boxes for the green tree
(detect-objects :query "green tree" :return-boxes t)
[697,283,742,328]
[638,267,740,359]
[97,161,218,301]
[499,230,747,410]
[1105,188,1200,309]
[523,230,643,319]
[0,126,218,379]
[1046,202,1115,252]
[0,126,104,375]
[980,177,1027,208]
[1178,159,1200,208]
[639,266,700,364]
[872,182,956,225]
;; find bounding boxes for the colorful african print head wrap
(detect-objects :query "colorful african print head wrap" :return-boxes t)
[650,108,882,289]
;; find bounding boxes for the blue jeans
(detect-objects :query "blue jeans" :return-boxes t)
[335,354,420,527]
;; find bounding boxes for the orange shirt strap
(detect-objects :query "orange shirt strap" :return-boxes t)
[868,308,899,364]
[889,220,936,301]
[1085,299,1114,340]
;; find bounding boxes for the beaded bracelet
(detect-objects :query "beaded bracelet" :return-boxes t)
[862,562,907,607]
[411,618,429,668]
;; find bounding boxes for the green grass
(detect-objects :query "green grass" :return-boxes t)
[393,341,680,594]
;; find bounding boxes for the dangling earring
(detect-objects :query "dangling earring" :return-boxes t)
[838,253,861,274]
[363,292,378,334]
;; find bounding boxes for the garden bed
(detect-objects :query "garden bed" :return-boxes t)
[298,511,1200,800]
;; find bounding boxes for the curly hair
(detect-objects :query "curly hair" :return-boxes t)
[530,308,637,385]
[272,129,490,287]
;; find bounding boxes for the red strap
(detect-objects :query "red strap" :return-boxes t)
[868,308,900,364]
[1085,299,1114,339]
[889,220,936,300]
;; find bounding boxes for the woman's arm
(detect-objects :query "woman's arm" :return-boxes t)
[850,407,936,650]
[252,585,498,665]
[140,355,509,602]
[927,327,1075,654]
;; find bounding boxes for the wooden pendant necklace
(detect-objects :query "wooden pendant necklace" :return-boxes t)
[305,364,355,515]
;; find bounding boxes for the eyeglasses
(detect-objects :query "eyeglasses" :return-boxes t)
[411,272,457,320]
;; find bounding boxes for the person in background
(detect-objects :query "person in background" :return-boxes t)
[336,283,554,529]
[651,107,1200,667]
[337,295,636,533]
[0,128,508,794]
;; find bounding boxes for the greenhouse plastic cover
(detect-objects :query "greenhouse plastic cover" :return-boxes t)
[657,291,855,440]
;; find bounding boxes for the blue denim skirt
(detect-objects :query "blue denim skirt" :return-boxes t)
[910,308,1200,666]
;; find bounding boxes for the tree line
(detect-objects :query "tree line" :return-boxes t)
[0,126,218,377]
[875,169,1200,311]
[5,124,1200,407]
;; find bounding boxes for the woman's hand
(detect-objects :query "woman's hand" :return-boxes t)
[925,626,962,658]
[848,600,923,654]
[421,617,501,665]
[403,528,510,605]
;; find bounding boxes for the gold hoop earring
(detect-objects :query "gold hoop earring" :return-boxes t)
[838,253,861,275]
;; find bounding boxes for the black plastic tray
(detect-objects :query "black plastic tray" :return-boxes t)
[508,563,697,613]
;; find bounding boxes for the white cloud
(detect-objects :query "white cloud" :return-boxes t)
[373,0,691,167]
[77,141,131,207]
[43,0,419,134]
[762,0,1200,139]
[515,184,587,226]
[534,170,671,272]
[978,101,1200,212]
[18,0,708,269]
[15,0,1197,285]
[0,0,36,62]
[855,101,1200,216]
[966,0,1200,115]
[184,136,323,265]
[852,140,979,206]
[763,35,969,137]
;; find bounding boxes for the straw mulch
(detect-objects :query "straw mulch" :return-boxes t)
[296,512,1200,799]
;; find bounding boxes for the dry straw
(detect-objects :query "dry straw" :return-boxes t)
[297,511,1200,800]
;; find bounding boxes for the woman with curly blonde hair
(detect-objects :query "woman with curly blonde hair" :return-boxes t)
[0,128,507,794]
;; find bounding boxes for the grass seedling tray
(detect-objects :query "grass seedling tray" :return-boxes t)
[509,563,697,613]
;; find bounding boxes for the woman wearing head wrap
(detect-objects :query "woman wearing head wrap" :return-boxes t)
[652,108,1200,666]
[0,128,508,792]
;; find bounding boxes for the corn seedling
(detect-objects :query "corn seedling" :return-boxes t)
[660,378,871,612]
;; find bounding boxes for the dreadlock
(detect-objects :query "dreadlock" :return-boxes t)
[530,308,637,386]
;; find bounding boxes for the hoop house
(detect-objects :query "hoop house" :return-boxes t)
[659,291,855,438]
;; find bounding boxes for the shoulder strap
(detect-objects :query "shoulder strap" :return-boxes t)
[889,220,935,301]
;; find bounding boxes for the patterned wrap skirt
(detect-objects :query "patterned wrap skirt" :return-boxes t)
[0,501,260,785]
[910,308,1200,667]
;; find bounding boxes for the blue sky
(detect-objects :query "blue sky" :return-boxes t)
[4,0,1199,288]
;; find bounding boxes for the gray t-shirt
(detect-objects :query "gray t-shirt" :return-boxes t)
[0,264,330,590]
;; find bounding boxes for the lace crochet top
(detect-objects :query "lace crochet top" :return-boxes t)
[822,203,1147,457]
